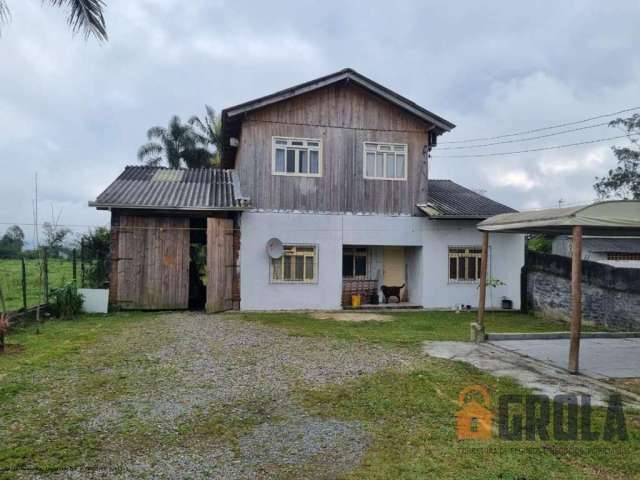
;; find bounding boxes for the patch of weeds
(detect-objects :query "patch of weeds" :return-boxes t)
[295,358,640,479]
[177,396,283,450]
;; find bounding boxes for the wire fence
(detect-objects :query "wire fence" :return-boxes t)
[0,244,110,314]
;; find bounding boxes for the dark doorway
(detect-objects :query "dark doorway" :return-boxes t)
[189,217,207,310]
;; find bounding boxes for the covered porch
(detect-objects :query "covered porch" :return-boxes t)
[473,200,640,374]
[341,245,422,308]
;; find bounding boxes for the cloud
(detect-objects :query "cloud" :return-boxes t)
[191,33,318,63]
[488,169,540,191]
[1,0,639,237]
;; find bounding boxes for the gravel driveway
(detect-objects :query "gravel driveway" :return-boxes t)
[19,313,420,479]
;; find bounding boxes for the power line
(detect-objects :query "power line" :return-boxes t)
[434,121,611,150]
[431,134,630,159]
[439,106,640,144]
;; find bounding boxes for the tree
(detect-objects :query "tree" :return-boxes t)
[594,114,640,200]
[189,105,223,166]
[0,0,107,41]
[0,225,25,258]
[137,116,213,169]
[79,227,110,288]
[42,222,71,258]
[527,234,552,254]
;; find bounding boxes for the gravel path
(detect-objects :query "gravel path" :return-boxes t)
[19,312,421,479]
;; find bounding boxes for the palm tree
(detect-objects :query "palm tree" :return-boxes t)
[189,105,223,166]
[0,0,108,41]
[138,116,213,169]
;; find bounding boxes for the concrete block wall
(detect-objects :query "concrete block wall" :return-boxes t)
[527,252,640,330]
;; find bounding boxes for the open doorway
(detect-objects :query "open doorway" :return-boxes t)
[188,217,207,310]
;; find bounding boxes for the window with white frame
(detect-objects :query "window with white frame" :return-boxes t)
[363,142,407,180]
[271,245,318,283]
[448,246,483,282]
[272,137,322,176]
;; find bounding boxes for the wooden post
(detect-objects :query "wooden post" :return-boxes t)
[21,256,27,310]
[43,247,49,304]
[0,284,6,353]
[72,249,77,286]
[80,239,85,289]
[568,225,583,374]
[472,231,490,342]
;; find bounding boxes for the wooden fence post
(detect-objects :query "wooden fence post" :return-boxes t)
[43,247,49,304]
[0,284,6,353]
[72,249,77,286]
[80,239,85,289]
[21,256,27,310]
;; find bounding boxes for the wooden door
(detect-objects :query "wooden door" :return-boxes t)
[116,215,189,309]
[206,217,234,312]
[382,247,406,287]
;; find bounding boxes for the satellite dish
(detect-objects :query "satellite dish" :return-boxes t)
[266,237,284,259]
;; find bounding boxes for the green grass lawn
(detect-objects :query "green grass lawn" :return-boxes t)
[0,311,636,479]
[231,310,603,347]
[0,258,74,312]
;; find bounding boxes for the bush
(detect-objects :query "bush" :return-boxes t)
[528,234,552,253]
[80,227,111,288]
[50,283,84,319]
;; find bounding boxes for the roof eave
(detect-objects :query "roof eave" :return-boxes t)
[88,202,250,212]
[428,215,490,220]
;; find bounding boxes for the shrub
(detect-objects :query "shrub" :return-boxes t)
[50,283,84,319]
[80,227,111,288]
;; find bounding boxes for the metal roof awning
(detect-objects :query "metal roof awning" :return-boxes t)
[474,199,640,375]
[477,200,640,236]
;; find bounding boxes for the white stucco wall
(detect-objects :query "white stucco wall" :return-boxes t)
[240,211,524,310]
[421,220,524,309]
[240,211,343,310]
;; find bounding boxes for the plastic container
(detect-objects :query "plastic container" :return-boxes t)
[351,294,362,307]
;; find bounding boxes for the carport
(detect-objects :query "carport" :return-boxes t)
[473,200,640,374]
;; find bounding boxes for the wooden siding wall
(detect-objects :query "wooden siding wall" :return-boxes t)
[115,215,189,309]
[235,82,432,215]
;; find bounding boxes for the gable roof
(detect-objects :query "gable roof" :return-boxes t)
[222,68,455,132]
[89,166,250,211]
[418,180,517,219]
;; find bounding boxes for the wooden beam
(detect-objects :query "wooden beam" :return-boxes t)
[568,225,583,374]
[476,231,490,329]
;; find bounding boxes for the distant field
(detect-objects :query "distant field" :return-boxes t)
[0,258,75,312]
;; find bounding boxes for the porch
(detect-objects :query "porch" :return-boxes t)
[341,245,421,308]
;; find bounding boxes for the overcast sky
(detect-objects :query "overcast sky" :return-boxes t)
[1,0,639,243]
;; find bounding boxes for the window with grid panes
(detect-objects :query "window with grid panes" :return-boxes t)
[270,245,318,283]
[448,246,483,282]
[272,137,322,177]
[363,142,407,180]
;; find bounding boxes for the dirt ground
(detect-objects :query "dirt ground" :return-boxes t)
[311,312,394,322]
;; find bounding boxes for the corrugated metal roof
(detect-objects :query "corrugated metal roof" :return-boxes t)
[478,200,640,235]
[90,166,250,210]
[418,180,517,219]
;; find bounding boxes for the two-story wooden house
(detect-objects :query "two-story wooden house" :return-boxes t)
[91,69,524,312]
